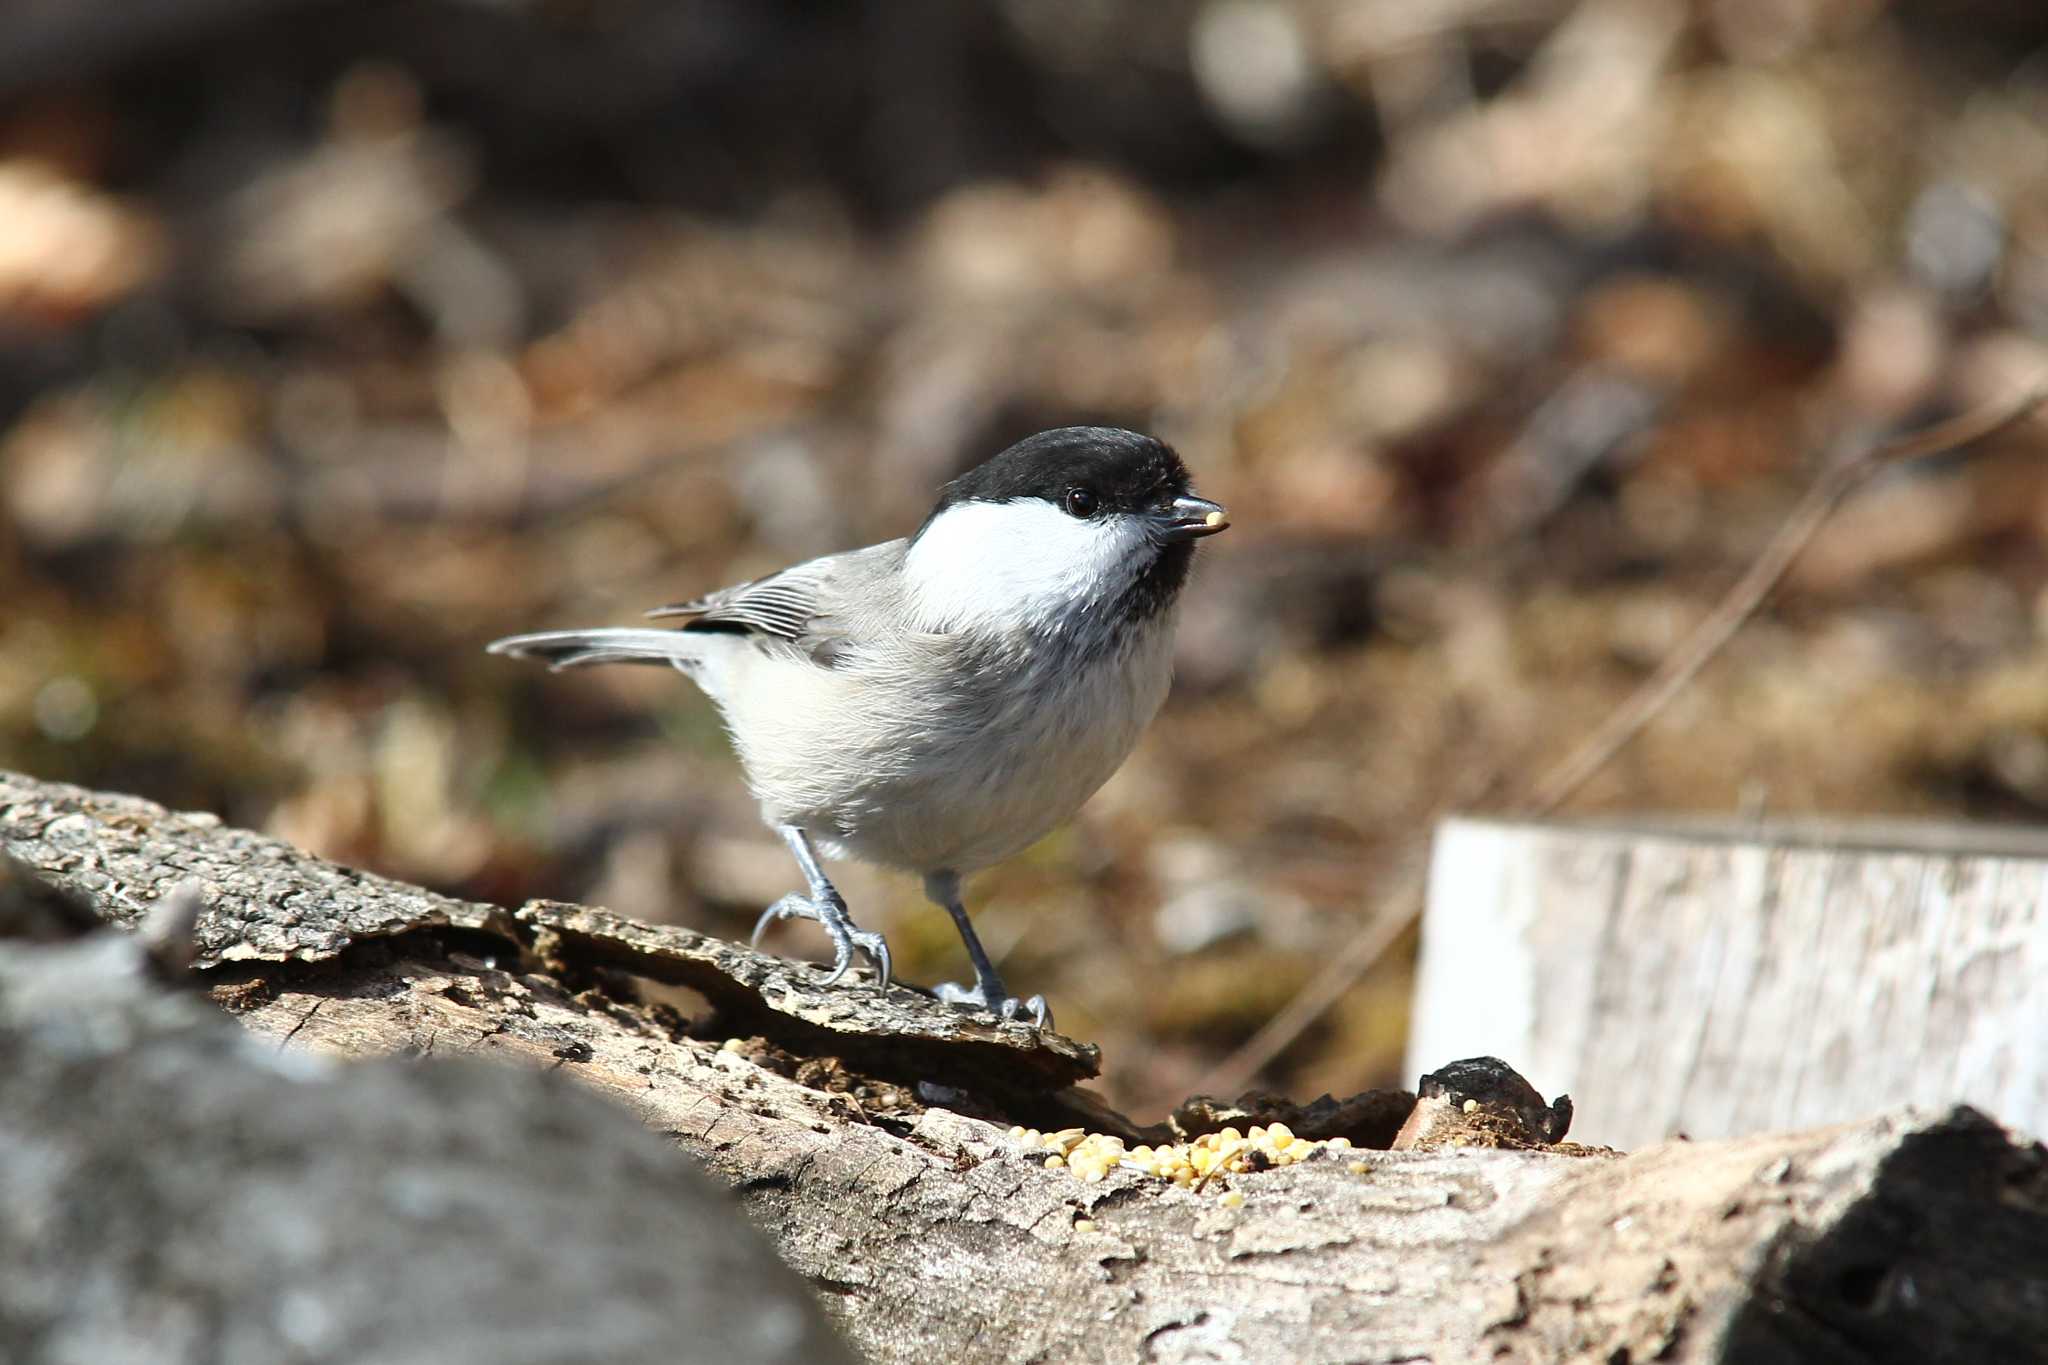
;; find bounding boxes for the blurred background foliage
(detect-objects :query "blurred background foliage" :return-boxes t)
[4,0,2048,1109]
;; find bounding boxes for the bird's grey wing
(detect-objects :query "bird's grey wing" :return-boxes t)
[648,570,820,639]
[646,541,904,664]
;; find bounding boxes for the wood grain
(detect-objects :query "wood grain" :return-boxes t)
[1412,816,2048,1148]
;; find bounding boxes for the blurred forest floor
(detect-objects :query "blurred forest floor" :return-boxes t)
[5,0,2048,1109]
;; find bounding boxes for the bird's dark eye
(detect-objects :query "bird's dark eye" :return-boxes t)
[1063,487,1099,519]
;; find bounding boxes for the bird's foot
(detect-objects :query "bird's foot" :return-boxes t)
[751,893,893,990]
[935,979,1052,1031]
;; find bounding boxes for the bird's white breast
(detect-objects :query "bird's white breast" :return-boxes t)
[821,612,1179,874]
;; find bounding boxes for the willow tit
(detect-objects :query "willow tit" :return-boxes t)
[488,427,1229,1029]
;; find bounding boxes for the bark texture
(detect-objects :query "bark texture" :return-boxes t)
[1413,814,2048,1149]
[6,769,2048,1365]
[0,768,516,964]
[0,890,852,1365]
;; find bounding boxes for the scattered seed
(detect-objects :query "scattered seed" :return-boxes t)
[1022,1118,1349,1195]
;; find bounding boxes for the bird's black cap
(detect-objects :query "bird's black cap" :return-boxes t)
[924,427,1192,522]
[913,427,1212,628]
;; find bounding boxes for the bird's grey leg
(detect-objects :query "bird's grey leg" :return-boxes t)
[924,871,1051,1030]
[751,826,892,989]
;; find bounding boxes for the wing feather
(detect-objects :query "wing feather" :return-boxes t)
[643,542,906,661]
[647,568,824,640]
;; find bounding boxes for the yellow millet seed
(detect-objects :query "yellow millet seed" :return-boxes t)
[1044,1154,1065,1169]
[1219,1190,1245,1209]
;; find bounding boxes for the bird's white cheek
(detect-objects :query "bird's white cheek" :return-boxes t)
[904,500,1149,631]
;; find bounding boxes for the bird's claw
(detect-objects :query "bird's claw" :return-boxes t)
[751,893,893,990]
[935,980,1052,1031]
[823,924,894,990]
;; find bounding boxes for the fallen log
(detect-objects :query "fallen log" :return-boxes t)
[0,871,852,1365]
[5,769,2046,1364]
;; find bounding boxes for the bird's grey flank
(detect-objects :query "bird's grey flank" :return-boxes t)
[488,426,1230,1029]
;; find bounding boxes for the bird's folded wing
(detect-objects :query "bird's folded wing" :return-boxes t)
[644,541,905,659]
[648,570,821,640]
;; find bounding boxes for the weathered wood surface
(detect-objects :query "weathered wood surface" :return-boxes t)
[7,769,2048,1364]
[0,770,1092,1087]
[1412,815,2048,1149]
[525,898,1098,1091]
[0,768,517,964]
[0,882,852,1365]
[173,927,2048,1365]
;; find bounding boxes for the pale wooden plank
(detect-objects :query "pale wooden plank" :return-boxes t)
[1413,817,2048,1148]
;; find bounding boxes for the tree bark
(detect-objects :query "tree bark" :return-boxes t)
[1413,815,2048,1149]
[0,873,854,1365]
[6,769,2048,1364]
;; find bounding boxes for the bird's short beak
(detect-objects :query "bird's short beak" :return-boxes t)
[1157,494,1230,541]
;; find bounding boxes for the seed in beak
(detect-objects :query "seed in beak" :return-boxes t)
[1204,510,1226,529]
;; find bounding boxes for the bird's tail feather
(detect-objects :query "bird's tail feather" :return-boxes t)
[486,627,702,672]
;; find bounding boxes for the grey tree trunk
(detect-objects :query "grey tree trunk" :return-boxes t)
[6,770,2048,1364]
[1412,815,2048,1149]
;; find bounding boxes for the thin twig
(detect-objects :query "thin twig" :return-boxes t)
[1196,386,2047,1100]
[1526,390,2047,813]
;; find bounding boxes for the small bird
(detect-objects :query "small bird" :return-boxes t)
[488,427,1229,1029]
